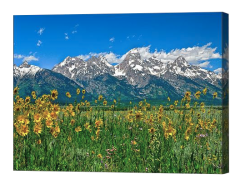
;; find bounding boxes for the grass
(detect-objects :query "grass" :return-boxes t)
[13,88,229,173]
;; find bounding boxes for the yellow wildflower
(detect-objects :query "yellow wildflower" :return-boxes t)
[75,126,82,132]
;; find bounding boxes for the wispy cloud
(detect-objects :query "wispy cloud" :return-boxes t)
[127,35,135,39]
[88,52,107,57]
[71,24,79,34]
[37,40,42,46]
[65,33,69,40]
[109,37,115,42]
[14,54,39,62]
[37,28,45,35]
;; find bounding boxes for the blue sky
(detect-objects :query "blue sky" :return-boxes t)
[14,13,227,72]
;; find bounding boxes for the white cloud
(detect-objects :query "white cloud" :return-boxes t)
[37,28,45,35]
[37,40,42,46]
[148,43,219,65]
[148,43,221,64]
[23,56,39,62]
[14,54,39,62]
[72,30,77,34]
[77,52,121,63]
[198,61,210,68]
[109,37,115,42]
[103,52,121,63]
[136,46,153,60]
[76,43,221,65]
[14,54,24,59]
[214,68,223,74]
[77,54,91,60]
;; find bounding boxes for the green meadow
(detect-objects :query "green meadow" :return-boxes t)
[13,88,229,173]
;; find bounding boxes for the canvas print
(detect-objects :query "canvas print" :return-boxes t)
[13,13,229,173]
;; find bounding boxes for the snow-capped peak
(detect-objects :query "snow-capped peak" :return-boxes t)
[176,56,186,61]
[129,48,139,54]
[57,56,69,67]
[87,56,99,63]
[59,56,85,68]
[51,49,222,89]
[19,61,31,68]
[14,61,42,78]
[65,56,71,60]
[173,56,189,67]
[123,48,141,61]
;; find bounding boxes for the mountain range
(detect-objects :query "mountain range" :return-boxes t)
[14,48,225,104]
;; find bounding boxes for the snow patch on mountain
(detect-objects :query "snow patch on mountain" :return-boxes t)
[114,68,126,76]
[69,65,75,72]
[129,60,134,64]
[153,66,160,70]
[133,65,143,71]
[148,68,158,75]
